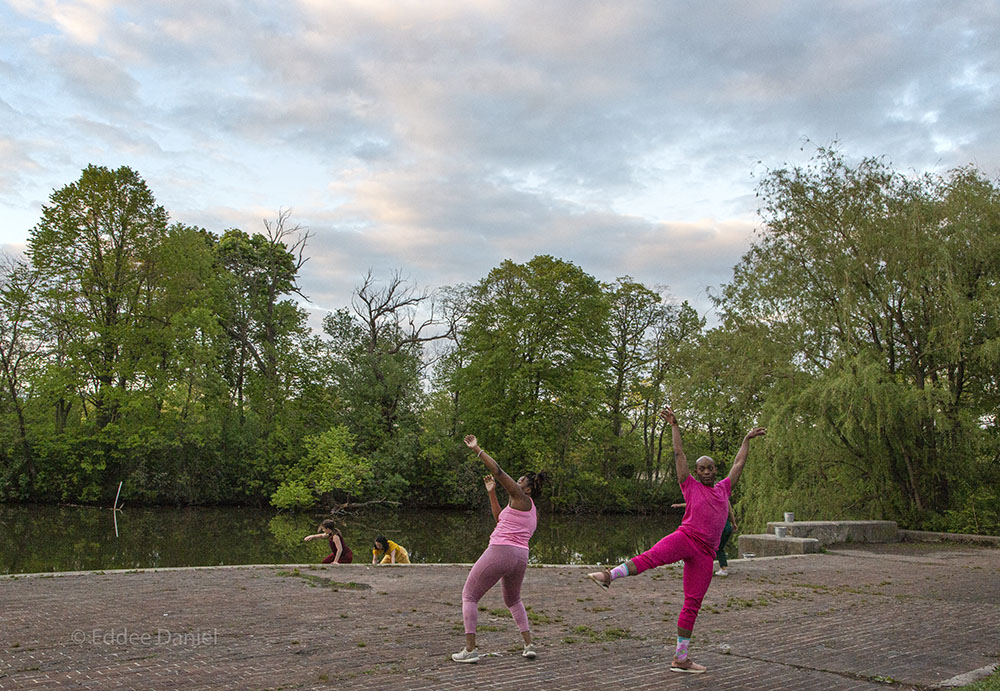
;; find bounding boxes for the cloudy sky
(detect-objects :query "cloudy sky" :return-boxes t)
[2,1,998,328]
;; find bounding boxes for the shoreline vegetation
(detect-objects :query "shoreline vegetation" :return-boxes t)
[1,148,999,536]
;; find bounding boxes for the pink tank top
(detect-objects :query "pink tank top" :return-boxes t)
[489,500,537,549]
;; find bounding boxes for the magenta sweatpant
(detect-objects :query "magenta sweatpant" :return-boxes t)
[462,544,530,634]
[631,529,714,632]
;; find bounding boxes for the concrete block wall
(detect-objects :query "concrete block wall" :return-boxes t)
[738,533,821,557]
[765,520,899,544]
[738,520,900,558]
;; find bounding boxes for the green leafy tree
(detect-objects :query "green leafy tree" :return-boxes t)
[0,255,42,496]
[322,271,452,500]
[125,223,234,503]
[601,277,664,480]
[325,271,448,450]
[454,255,610,507]
[637,300,704,487]
[411,284,480,506]
[24,166,176,500]
[215,212,313,499]
[27,165,169,431]
[718,148,1000,530]
[271,426,373,510]
[215,212,311,424]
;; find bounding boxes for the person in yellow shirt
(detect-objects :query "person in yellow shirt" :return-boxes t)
[372,535,410,565]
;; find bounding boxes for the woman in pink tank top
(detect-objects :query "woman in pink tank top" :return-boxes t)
[450,434,546,664]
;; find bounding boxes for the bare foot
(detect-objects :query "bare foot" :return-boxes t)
[670,657,706,673]
[587,569,611,590]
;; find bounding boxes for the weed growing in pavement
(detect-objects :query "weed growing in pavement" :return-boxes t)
[276,569,371,590]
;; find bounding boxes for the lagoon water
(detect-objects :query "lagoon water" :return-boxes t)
[0,503,682,574]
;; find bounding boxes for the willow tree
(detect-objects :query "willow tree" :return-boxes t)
[718,149,1000,530]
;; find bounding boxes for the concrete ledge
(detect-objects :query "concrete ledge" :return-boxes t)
[932,662,1000,688]
[766,520,899,545]
[739,533,821,557]
[900,529,1000,547]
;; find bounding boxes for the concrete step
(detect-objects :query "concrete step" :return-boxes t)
[738,533,821,557]
[899,529,1000,547]
[738,520,903,558]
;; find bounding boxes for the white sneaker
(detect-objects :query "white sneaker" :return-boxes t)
[715,568,728,576]
[522,643,537,659]
[451,647,479,663]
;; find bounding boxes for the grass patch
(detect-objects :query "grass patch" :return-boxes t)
[276,569,371,590]
[723,596,769,610]
[525,606,560,625]
[567,625,633,643]
[959,669,1000,690]
[363,663,401,675]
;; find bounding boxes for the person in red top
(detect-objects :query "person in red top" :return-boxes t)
[450,434,546,664]
[588,406,765,673]
[303,519,353,564]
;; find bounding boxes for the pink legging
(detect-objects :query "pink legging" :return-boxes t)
[462,544,530,634]
[631,529,714,632]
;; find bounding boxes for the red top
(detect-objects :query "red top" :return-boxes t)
[328,533,353,563]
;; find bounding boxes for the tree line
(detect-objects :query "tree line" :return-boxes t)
[1,149,998,533]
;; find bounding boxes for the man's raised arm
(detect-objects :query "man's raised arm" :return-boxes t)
[659,406,689,485]
[727,427,767,486]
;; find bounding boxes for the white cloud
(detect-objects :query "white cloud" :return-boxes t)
[0,0,998,330]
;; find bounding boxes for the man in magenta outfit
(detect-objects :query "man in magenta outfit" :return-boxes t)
[588,406,766,673]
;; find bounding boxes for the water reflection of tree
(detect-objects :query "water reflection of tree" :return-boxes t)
[267,514,315,556]
[532,514,681,565]
[1,505,681,573]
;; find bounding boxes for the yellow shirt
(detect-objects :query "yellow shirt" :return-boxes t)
[372,540,410,564]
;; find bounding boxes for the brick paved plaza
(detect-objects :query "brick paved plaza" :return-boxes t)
[2,542,998,689]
